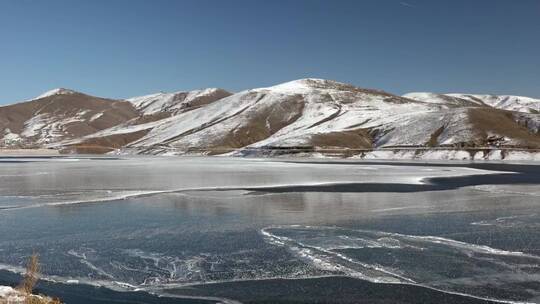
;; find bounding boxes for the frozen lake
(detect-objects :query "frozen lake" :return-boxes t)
[0,156,539,303]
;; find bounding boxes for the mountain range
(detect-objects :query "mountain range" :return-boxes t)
[1,79,539,160]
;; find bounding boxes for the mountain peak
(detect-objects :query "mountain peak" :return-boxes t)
[34,88,78,100]
[262,78,360,94]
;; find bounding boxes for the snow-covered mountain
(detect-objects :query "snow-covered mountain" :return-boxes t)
[2,79,539,159]
[117,79,539,156]
[49,88,232,153]
[0,89,139,150]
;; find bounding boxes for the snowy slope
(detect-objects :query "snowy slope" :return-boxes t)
[446,94,540,113]
[51,88,232,151]
[127,88,231,115]
[402,92,484,108]
[404,92,540,114]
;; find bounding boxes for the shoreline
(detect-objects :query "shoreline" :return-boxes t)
[0,149,59,156]
[1,147,540,162]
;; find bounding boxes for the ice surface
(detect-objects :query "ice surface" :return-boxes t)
[262,225,540,303]
[0,157,538,303]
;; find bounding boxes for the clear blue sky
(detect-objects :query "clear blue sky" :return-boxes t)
[1,0,539,103]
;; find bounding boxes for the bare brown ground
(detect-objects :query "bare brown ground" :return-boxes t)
[61,129,150,154]
[467,108,540,148]
[0,149,59,156]
[310,129,373,149]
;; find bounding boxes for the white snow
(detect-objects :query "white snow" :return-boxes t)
[0,286,25,303]
[0,287,50,303]
[21,114,49,137]
[19,110,89,144]
[0,286,15,297]
[34,88,77,100]
[2,128,22,145]
[405,92,540,114]
[260,78,327,93]
[503,150,540,161]
[403,92,453,104]
[355,149,540,161]
[90,112,104,122]
[448,94,540,113]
